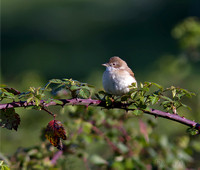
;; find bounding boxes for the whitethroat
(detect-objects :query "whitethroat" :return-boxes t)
[102,56,137,96]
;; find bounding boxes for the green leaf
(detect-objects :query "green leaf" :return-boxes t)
[27,97,33,103]
[181,103,191,110]
[70,85,80,91]
[187,127,199,135]
[151,82,164,91]
[177,93,185,99]
[0,161,10,170]
[90,155,108,165]
[53,99,63,105]
[3,92,15,99]
[95,93,101,100]
[112,162,124,170]
[127,103,137,110]
[143,107,151,112]
[34,97,41,106]
[82,122,92,134]
[160,96,173,102]
[161,101,171,105]
[0,108,20,131]
[140,82,143,88]
[120,95,129,102]
[172,88,176,98]
[105,96,112,106]
[4,87,21,95]
[98,90,106,95]
[117,142,129,153]
[132,109,143,116]
[130,91,137,99]
[78,88,90,99]
[150,96,159,105]
[49,79,63,84]
[141,87,149,92]
[44,98,52,104]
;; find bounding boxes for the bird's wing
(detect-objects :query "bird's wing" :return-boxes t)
[127,68,135,78]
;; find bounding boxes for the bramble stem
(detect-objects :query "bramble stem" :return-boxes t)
[0,98,199,132]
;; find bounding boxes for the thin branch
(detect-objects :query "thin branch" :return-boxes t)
[41,107,56,119]
[91,125,121,154]
[0,99,199,132]
[51,150,63,165]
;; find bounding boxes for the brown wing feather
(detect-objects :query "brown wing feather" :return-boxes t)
[127,67,135,78]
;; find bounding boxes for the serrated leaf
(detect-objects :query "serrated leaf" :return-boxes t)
[49,79,63,84]
[34,97,41,106]
[78,88,90,99]
[181,103,192,110]
[0,108,20,131]
[3,92,15,99]
[160,96,173,102]
[161,101,171,105]
[129,82,137,89]
[143,107,151,112]
[45,120,67,150]
[181,89,194,97]
[151,82,164,91]
[70,85,80,91]
[27,97,33,103]
[130,91,137,99]
[141,87,149,92]
[150,96,159,105]
[177,93,185,99]
[127,104,137,110]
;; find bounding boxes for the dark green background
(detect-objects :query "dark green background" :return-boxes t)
[1,0,200,166]
[2,0,199,82]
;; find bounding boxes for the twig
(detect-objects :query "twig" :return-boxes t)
[91,125,121,153]
[51,150,63,165]
[0,99,199,132]
[41,107,56,119]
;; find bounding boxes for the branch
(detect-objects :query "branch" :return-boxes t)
[0,98,199,132]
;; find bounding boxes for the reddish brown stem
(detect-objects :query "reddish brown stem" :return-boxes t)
[0,99,199,132]
[41,107,56,118]
[91,125,121,154]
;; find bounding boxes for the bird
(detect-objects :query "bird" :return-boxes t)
[102,56,137,96]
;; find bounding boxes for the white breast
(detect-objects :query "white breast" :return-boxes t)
[103,68,137,95]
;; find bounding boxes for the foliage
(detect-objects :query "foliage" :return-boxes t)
[45,120,67,150]
[0,77,199,169]
[1,17,200,169]
[172,17,200,49]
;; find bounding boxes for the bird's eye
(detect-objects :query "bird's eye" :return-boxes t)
[113,63,115,65]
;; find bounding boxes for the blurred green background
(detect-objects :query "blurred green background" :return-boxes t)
[1,0,200,167]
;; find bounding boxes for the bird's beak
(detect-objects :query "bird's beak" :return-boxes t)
[102,63,109,67]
